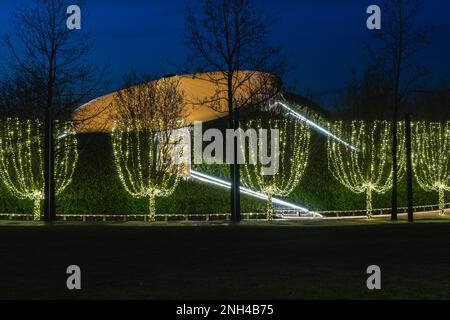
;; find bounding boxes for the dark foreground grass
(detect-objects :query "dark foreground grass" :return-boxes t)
[1,220,450,299]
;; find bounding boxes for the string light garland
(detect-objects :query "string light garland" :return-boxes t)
[327,121,406,219]
[241,119,311,221]
[412,121,450,215]
[0,118,78,221]
[111,122,183,221]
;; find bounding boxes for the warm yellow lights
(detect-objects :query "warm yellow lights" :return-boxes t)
[0,118,78,220]
[327,121,406,219]
[111,124,182,221]
[412,121,450,215]
[241,119,311,221]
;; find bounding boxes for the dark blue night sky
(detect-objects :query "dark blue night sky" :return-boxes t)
[1,0,450,106]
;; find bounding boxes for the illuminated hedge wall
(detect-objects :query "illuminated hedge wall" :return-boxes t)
[0,132,445,215]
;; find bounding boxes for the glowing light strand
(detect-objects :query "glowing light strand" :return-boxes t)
[111,122,183,221]
[189,170,310,211]
[240,119,311,221]
[0,118,78,220]
[274,101,357,150]
[327,121,405,219]
[412,121,450,215]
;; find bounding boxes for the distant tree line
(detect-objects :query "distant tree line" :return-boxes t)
[335,65,449,122]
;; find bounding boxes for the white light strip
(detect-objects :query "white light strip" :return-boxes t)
[190,170,309,212]
[276,101,357,151]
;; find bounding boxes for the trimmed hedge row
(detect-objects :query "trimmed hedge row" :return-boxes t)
[193,134,446,212]
[291,135,445,211]
[0,132,446,215]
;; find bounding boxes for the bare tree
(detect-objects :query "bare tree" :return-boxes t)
[186,0,283,222]
[0,118,78,221]
[338,66,394,121]
[0,71,46,119]
[412,83,450,121]
[111,74,187,220]
[367,0,430,220]
[241,118,310,221]
[2,0,107,221]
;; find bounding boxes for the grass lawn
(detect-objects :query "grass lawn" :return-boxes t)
[1,217,450,299]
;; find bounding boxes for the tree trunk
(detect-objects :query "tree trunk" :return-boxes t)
[33,197,41,221]
[44,100,56,222]
[149,193,156,221]
[439,188,445,216]
[44,43,56,223]
[366,188,373,220]
[391,0,403,222]
[266,192,274,221]
[391,107,399,221]
[228,72,241,223]
[405,113,414,222]
[234,108,241,222]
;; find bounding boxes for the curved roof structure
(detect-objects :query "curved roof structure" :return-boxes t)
[73,71,274,132]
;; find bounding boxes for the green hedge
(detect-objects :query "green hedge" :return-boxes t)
[60,133,264,215]
[0,132,446,215]
[193,134,446,213]
[291,136,445,211]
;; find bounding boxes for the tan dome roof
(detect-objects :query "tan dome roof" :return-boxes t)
[73,71,276,132]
